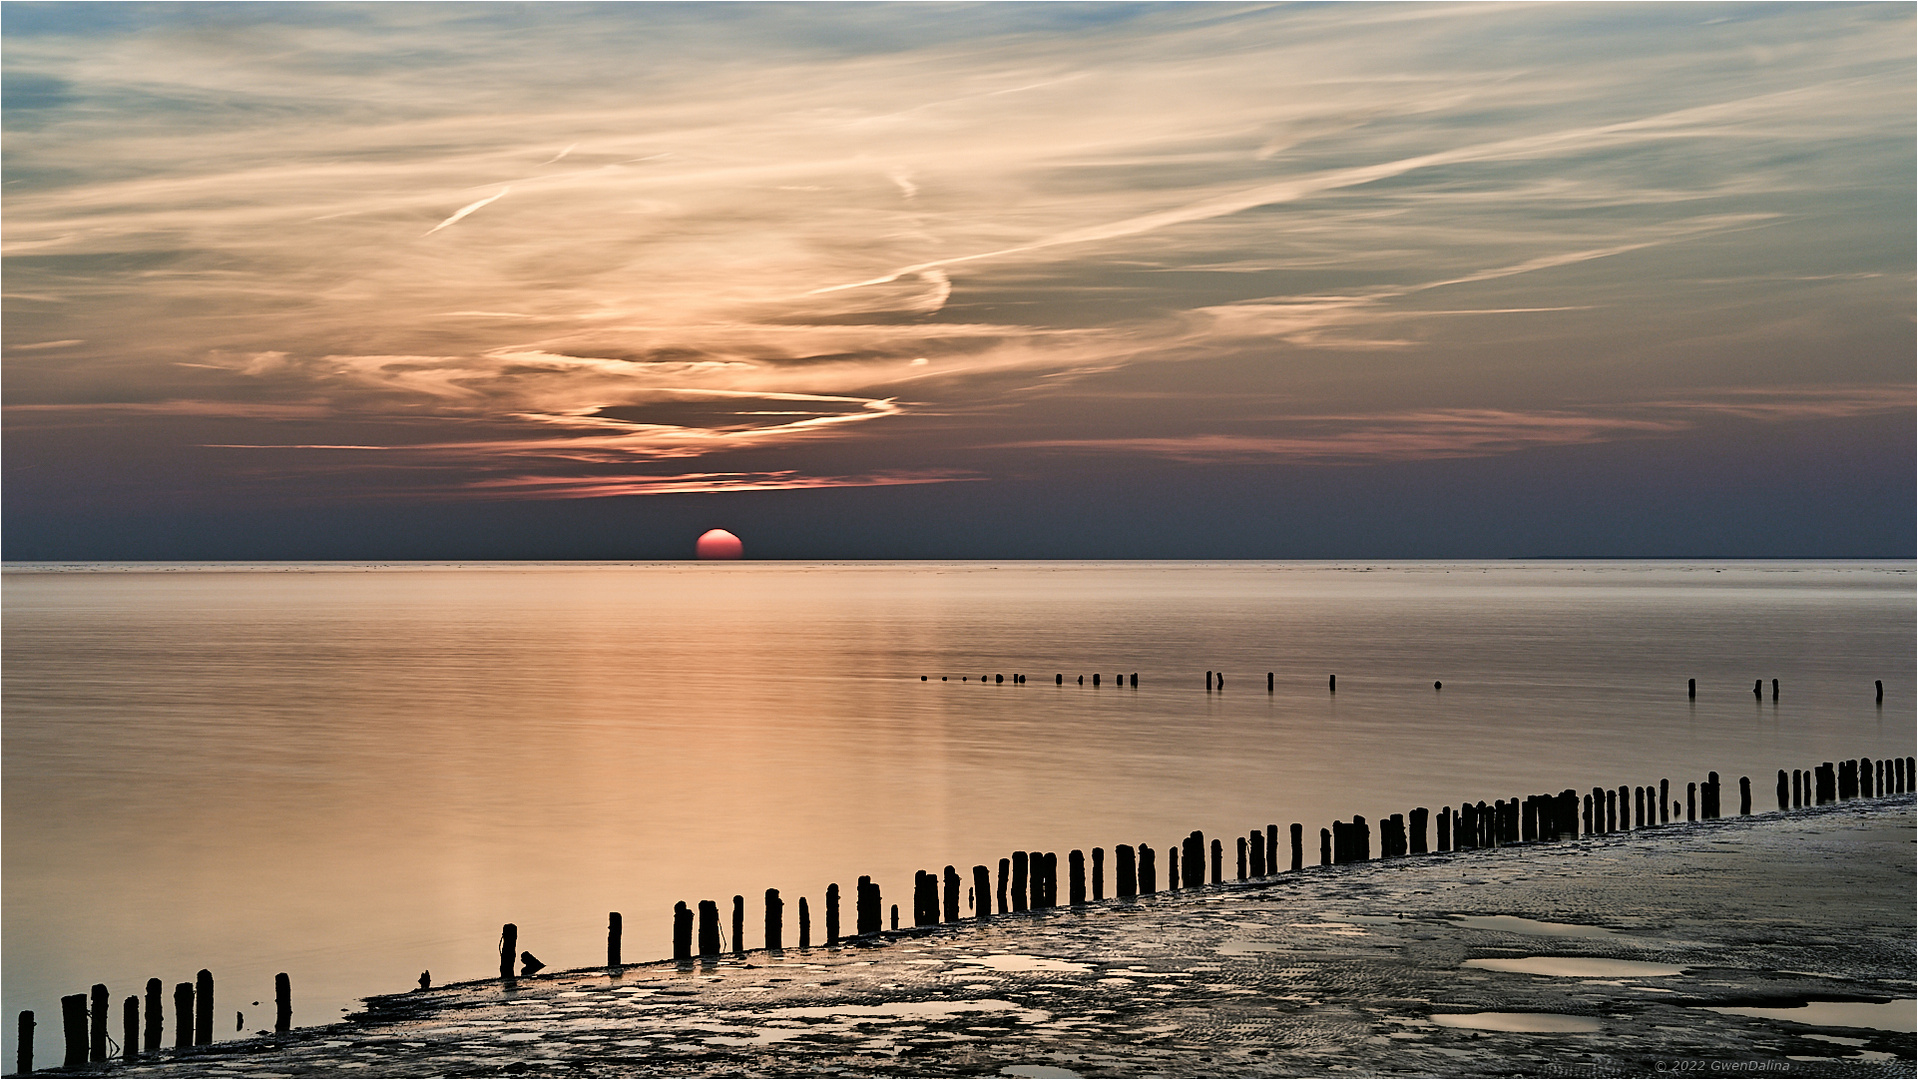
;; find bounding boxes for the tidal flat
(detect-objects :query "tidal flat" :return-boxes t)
[38,797,1914,1079]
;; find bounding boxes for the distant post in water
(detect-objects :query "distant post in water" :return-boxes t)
[500,923,518,979]
[972,865,992,917]
[1439,807,1451,852]
[1686,782,1697,821]
[1771,678,1778,701]
[144,978,162,1050]
[1409,808,1429,854]
[1291,823,1304,870]
[1249,830,1266,877]
[1319,827,1331,865]
[698,900,722,955]
[825,884,841,944]
[62,994,87,1069]
[732,895,745,955]
[1660,779,1670,824]
[674,901,694,960]
[1777,770,1789,812]
[1069,851,1087,905]
[1876,679,1883,703]
[1092,848,1105,901]
[944,866,962,922]
[1236,836,1248,880]
[275,972,291,1034]
[1210,838,1223,884]
[194,969,213,1046]
[1138,844,1157,894]
[765,888,784,951]
[799,896,812,948]
[1011,852,1029,913]
[997,859,1010,912]
[1688,677,1695,699]
[1329,674,1336,693]
[607,912,622,967]
[1115,845,1137,898]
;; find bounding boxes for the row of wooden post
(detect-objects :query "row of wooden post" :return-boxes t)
[932,674,1885,699]
[19,969,293,1075]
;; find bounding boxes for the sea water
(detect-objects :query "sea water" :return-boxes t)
[4,561,1911,1062]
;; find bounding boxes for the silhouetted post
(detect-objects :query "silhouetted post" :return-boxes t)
[1268,672,1274,691]
[1319,828,1331,865]
[1044,852,1059,906]
[1660,779,1670,824]
[997,859,1009,913]
[1330,821,1347,862]
[1167,846,1179,891]
[607,912,622,967]
[1777,770,1788,811]
[766,888,784,950]
[123,996,138,1061]
[144,978,162,1050]
[1211,838,1223,884]
[1875,679,1883,703]
[698,900,722,955]
[1057,674,1063,685]
[1236,836,1248,879]
[1138,844,1157,893]
[799,897,812,948]
[1739,776,1751,815]
[1705,771,1721,818]
[1792,769,1803,808]
[1772,678,1778,701]
[1011,852,1029,913]
[1605,789,1616,832]
[500,924,518,979]
[1581,794,1592,834]
[194,970,212,1045]
[1069,850,1087,904]
[1438,807,1451,851]
[1249,830,1266,877]
[172,984,191,1049]
[1688,677,1695,699]
[1115,845,1137,898]
[1632,788,1643,830]
[90,983,108,1061]
[62,994,86,1069]
[913,871,935,927]
[17,1010,33,1075]
[274,972,291,1034]
[732,896,745,955]
[1753,679,1762,699]
[1329,674,1336,693]
[674,902,694,960]
[890,904,899,930]
[1093,673,1099,686]
[1290,823,1303,870]
[1092,848,1105,900]
[857,877,880,936]
[944,866,961,922]
[1184,832,1204,888]
[1686,782,1697,821]
[1409,808,1429,854]
[972,866,991,918]
[1521,798,1537,842]
[826,885,841,944]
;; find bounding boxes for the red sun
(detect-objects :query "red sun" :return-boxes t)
[695,528,744,559]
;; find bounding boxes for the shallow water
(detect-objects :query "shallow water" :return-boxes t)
[1704,1000,1918,1033]
[1464,957,1684,978]
[3,560,1911,1064]
[1430,1011,1604,1033]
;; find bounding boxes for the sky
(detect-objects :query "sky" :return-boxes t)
[4,1,1912,559]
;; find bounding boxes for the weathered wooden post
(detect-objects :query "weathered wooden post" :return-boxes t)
[144,978,162,1050]
[172,984,191,1049]
[1290,823,1303,869]
[1777,770,1789,811]
[857,877,881,936]
[1236,836,1248,879]
[732,895,746,955]
[1115,845,1137,898]
[1410,808,1429,854]
[1268,672,1274,692]
[1206,671,1212,691]
[766,888,784,950]
[17,1009,32,1075]
[1632,788,1643,830]
[90,983,108,1061]
[1686,782,1697,821]
[1739,776,1751,815]
[1319,828,1331,865]
[891,905,899,931]
[1184,831,1204,888]
[800,897,812,948]
[1331,821,1347,863]
[1211,838,1223,884]
[1877,679,1885,703]
[1772,678,1779,701]
[1167,846,1180,891]
[913,871,934,926]
[500,924,518,979]
[275,972,291,1034]
[972,866,992,918]
[1439,807,1452,851]
[1249,830,1266,877]
[1069,851,1087,904]
[698,900,722,955]
[674,901,694,960]
[1138,844,1157,894]
[824,884,840,944]
[1044,852,1059,906]
[1093,673,1100,686]
[1265,824,1277,869]
[1011,852,1029,913]
[62,994,87,1069]
[1753,679,1762,699]
[194,970,213,1046]
[1092,848,1105,900]
[607,912,622,967]
[1329,674,1336,693]
[122,996,138,1061]
[1688,677,1695,699]
[1605,789,1616,832]
[944,866,962,922]
[1704,771,1720,819]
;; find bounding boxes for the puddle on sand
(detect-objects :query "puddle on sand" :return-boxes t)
[1001,1067,1084,1078]
[1466,957,1683,978]
[961,955,1091,973]
[1449,915,1620,939]
[772,999,1050,1024]
[1432,1012,1603,1033]
[1702,1000,1917,1033]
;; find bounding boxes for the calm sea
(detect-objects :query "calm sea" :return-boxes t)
[4,561,1912,1061]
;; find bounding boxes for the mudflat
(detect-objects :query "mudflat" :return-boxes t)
[39,798,1915,1078]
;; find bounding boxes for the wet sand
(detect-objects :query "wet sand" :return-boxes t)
[36,798,1915,1078]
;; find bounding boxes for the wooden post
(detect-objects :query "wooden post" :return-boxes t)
[732,895,745,955]
[62,994,86,1069]
[674,901,694,960]
[1776,770,1788,811]
[1706,771,1721,818]
[855,877,877,936]
[1268,671,1274,691]
[1688,677,1695,699]
[1875,679,1883,703]
[1167,846,1180,891]
[1753,678,1762,699]
[500,924,518,979]
[1057,674,1062,685]
[1045,852,1060,906]
[274,972,291,1034]
[90,983,107,1061]
[913,871,934,926]
[122,996,138,1061]
[172,984,191,1049]
[1329,674,1336,693]
[1138,844,1156,894]
[766,888,784,950]
[1184,831,1204,889]
[1632,788,1643,830]
[144,978,162,1050]
[1739,776,1751,815]
[1686,782,1696,821]
[1069,850,1087,904]
[800,896,812,948]
[1410,808,1429,854]
[1319,828,1331,865]
[826,884,841,944]
[973,865,992,917]
[1660,779,1670,824]
[1115,845,1136,898]
[1249,830,1266,877]
[1093,673,1100,686]
[1439,807,1451,852]
[1266,825,1279,873]
[997,859,1009,913]
[1605,789,1616,832]
[1206,670,1212,691]
[194,970,212,1045]
[1771,678,1778,701]
[17,1010,32,1076]
[1092,848,1105,901]
[1011,852,1029,913]
[1290,823,1303,870]
[1210,838,1223,884]
[698,900,721,955]
[944,866,962,922]
[607,912,622,967]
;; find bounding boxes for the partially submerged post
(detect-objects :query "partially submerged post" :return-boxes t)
[1092,848,1105,901]
[1237,836,1248,880]
[1739,776,1751,815]
[674,901,694,960]
[1069,851,1087,905]
[1249,830,1266,877]
[194,970,213,1045]
[607,912,622,967]
[698,900,722,956]
[732,895,745,955]
[826,884,841,944]
[1686,783,1696,821]
[1115,845,1137,898]
[1688,677,1695,699]
[1138,844,1157,894]
[1011,852,1029,913]
[1409,808,1429,854]
[971,866,992,918]
[1777,770,1789,811]
[274,972,291,1034]
[765,888,784,950]
[944,866,962,922]
[500,924,518,979]
[1319,828,1331,866]
[1210,838,1223,884]
[1290,823,1303,869]
[800,896,812,948]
